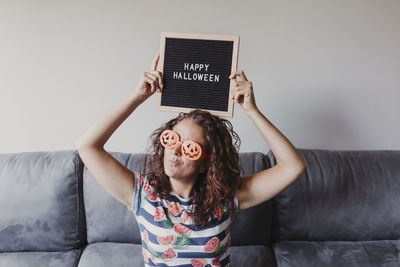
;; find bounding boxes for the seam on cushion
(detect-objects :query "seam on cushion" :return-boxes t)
[73,246,86,267]
[73,150,87,248]
[73,151,80,246]
[272,243,282,267]
[76,150,87,247]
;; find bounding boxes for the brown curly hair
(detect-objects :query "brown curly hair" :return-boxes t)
[144,110,242,227]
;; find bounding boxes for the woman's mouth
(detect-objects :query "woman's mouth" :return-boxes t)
[169,160,182,166]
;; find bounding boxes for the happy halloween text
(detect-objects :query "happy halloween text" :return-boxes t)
[172,63,220,83]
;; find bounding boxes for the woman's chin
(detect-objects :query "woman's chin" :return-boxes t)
[165,168,186,181]
[164,166,178,178]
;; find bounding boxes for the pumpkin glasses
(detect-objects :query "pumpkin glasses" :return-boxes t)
[160,130,209,161]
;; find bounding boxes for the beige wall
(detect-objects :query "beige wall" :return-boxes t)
[1,0,399,153]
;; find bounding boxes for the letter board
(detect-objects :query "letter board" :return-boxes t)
[158,32,240,117]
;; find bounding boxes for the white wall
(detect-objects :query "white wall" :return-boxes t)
[1,0,399,154]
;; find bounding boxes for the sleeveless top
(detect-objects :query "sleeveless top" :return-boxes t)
[127,172,239,267]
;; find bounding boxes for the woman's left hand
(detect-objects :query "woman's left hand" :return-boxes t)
[229,70,258,112]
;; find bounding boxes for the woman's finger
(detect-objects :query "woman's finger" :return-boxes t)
[149,70,163,89]
[232,81,255,104]
[146,72,162,92]
[235,81,253,94]
[234,91,243,103]
[146,72,159,92]
[234,80,247,88]
[151,49,161,71]
[231,86,242,103]
[229,70,248,81]
[143,74,157,92]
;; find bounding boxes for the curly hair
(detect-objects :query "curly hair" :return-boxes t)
[144,110,242,227]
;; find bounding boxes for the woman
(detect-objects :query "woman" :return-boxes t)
[74,50,307,266]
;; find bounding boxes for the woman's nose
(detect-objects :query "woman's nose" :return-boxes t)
[173,142,182,156]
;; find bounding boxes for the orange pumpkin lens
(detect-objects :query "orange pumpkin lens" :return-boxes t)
[160,130,180,149]
[181,140,202,161]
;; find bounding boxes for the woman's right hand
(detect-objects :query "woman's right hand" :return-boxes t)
[132,49,164,102]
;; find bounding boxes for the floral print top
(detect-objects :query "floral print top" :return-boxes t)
[127,172,239,267]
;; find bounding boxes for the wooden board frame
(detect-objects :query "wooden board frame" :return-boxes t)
[158,32,240,117]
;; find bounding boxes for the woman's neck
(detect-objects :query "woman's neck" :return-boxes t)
[169,177,197,199]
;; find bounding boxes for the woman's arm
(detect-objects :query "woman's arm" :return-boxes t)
[74,50,163,208]
[230,70,307,210]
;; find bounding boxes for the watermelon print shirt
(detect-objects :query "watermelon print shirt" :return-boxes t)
[127,172,239,267]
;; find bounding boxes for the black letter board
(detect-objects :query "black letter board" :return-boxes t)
[158,32,239,117]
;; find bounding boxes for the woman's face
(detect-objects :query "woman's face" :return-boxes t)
[163,119,207,182]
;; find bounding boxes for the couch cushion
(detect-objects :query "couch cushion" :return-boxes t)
[0,249,82,267]
[273,240,400,267]
[77,242,144,267]
[77,243,276,267]
[270,149,400,241]
[231,245,276,267]
[0,151,86,252]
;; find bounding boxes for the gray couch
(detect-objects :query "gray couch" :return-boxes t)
[1,149,399,267]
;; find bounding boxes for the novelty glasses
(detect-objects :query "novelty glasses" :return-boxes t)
[160,130,209,160]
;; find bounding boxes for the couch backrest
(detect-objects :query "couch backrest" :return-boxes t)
[83,152,145,244]
[231,152,273,246]
[83,151,274,246]
[0,151,86,252]
[271,149,400,241]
